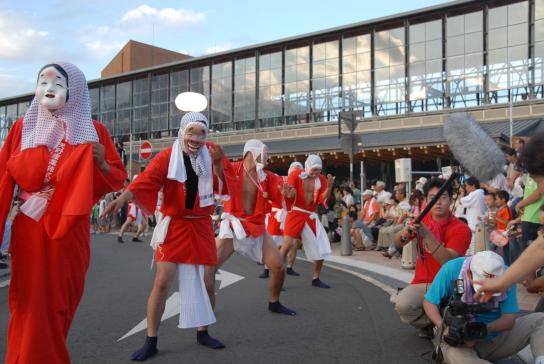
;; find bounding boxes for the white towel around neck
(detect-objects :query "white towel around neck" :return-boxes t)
[167,139,214,207]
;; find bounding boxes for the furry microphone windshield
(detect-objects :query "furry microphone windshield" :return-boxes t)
[443,113,505,182]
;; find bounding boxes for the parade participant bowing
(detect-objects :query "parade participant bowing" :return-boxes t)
[210,139,296,316]
[261,161,304,278]
[279,154,335,288]
[102,112,229,361]
[0,62,127,364]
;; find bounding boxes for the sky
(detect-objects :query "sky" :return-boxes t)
[0,0,449,99]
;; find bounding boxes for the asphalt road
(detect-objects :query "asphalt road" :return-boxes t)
[0,233,432,364]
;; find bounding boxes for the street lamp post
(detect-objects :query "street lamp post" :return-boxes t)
[338,111,363,185]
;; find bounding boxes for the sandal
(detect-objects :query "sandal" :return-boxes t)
[381,251,393,259]
[354,246,365,251]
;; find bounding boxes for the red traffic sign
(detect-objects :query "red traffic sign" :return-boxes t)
[140,141,153,160]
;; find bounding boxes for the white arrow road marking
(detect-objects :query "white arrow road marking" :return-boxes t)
[216,269,244,290]
[118,269,244,341]
[0,279,10,288]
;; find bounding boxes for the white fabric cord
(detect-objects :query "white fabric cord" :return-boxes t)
[293,206,331,261]
[243,139,267,182]
[271,207,287,230]
[218,212,247,240]
[177,264,216,329]
[22,62,98,150]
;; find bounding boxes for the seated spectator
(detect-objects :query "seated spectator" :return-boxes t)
[393,178,472,338]
[377,187,411,253]
[374,180,392,204]
[424,251,544,364]
[342,187,355,208]
[348,211,373,251]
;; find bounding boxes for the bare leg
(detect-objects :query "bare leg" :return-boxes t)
[146,262,177,336]
[262,233,285,303]
[119,217,134,237]
[286,241,298,268]
[311,259,331,288]
[279,235,296,258]
[130,262,176,361]
[199,237,235,332]
[263,233,296,316]
[286,240,301,276]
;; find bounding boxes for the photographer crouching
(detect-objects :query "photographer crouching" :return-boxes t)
[423,251,544,364]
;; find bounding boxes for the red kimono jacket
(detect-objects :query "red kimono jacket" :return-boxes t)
[221,160,283,238]
[283,169,328,239]
[0,118,127,364]
[127,144,226,265]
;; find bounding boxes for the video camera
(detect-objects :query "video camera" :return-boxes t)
[442,279,499,347]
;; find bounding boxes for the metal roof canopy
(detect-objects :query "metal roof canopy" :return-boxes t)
[222,118,543,158]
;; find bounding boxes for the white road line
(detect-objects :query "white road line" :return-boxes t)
[0,279,10,288]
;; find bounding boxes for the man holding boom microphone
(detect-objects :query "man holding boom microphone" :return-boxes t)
[393,178,471,338]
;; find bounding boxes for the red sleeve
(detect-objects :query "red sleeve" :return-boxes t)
[265,171,284,205]
[0,119,21,240]
[317,174,328,208]
[92,121,127,200]
[127,148,170,215]
[287,169,300,188]
[444,219,472,256]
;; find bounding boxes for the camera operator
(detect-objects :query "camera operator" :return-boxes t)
[423,251,544,364]
[476,133,544,302]
[394,178,472,338]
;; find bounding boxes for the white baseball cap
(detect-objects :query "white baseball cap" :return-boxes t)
[470,251,505,295]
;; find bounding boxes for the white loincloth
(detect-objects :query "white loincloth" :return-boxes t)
[178,264,216,329]
[219,212,264,263]
[129,203,143,225]
[293,206,332,261]
[271,235,283,247]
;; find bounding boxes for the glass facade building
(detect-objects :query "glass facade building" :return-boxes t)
[0,0,540,144]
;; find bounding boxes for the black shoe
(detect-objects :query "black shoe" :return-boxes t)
[117,236,125,243]
[258,269,269,279]
[312,278,331,289]
[418,325,435,340]
[132,237,143,242]
[286,267,300,276]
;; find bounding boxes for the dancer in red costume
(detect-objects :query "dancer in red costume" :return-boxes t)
[103,112,229,361]
[260,161,304,278]
[279,154,335,288]
[209,139,296,316]
[0,62,127,364]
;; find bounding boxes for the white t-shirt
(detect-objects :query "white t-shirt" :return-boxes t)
[486,173,508,192]
[343,194,354,207]
[461,188,487,231]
